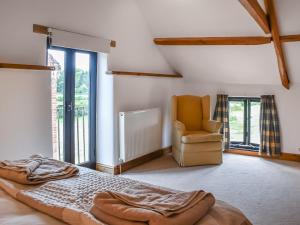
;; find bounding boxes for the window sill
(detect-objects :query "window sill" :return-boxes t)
[224,149,259,157]
[229,147,259,152]
[230,143,259,151]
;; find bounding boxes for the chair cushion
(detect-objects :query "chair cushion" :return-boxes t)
[177,95,203,131]
[182,131,222,144]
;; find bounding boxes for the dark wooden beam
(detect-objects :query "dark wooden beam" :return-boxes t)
[0,63,55,71]
[107,71,183,78]
[280,34,300,43]
[265,0,290,89]
[239,0,270,34]
[154,36,271,45]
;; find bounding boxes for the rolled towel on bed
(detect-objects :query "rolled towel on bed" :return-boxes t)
[90,183,215,225]
[0,155,79,184]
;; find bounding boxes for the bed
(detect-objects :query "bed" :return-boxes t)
[0,167,252,225]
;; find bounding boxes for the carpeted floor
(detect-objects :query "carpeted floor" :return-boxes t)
[122,153,300,225]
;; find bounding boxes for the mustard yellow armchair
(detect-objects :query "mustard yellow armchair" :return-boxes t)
[172,95,223,166]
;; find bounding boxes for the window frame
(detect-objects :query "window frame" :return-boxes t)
[228,97,261,151]
[47,46,97,169]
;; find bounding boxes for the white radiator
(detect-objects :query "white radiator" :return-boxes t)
[119,108,162,163]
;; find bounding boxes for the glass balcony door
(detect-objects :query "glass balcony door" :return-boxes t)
[48,47,97,169]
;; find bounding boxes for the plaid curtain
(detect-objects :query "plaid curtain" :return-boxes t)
[260,95,281,156]
[213,95,230,149]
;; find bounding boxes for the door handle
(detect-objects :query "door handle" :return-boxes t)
[66,102,73,112]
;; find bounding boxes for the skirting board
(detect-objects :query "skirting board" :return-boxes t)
[224,149,300,162]
[96,147,171,175]
[95,163,116,175]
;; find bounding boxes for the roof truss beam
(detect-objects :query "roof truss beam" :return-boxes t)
[280,34,300,43]
[264,0,289,89]
[239,0,271,34]
[154,36,271,45]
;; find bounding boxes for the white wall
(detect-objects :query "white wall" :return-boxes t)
[96,53,116,166]
[112,76,184,165]
[2,0,298,164]
[135,0,300,156]
[184,82,300,154]
[0,70,52,160]
[0,0,175,162]
[97,51,185,166]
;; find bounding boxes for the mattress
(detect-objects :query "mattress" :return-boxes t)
[0,168,251,225]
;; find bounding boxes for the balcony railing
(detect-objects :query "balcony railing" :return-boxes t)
[55,105,89,164]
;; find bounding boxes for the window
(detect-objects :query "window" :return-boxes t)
[229,97,261,151]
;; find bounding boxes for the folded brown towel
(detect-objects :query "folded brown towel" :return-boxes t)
[0,155,79,184]
[90,183,215,225]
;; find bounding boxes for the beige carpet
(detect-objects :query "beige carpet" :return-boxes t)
[122,153,300,225]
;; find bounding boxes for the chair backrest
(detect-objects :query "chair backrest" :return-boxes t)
[172,95,211,131]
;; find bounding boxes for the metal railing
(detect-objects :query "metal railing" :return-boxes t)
[56,105,89,164]
[56,105,64,161]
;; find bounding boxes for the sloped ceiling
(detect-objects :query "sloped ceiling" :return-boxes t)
[135,0,300,85]
[0,0,174,74]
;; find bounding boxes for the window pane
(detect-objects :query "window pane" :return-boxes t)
[74,52,90,164]
[48,49,65,161]
[229,101,244,142]
[250,101,261,144]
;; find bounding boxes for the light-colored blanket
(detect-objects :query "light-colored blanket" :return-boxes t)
[0,155,79,184]
[90,183,215,225]
[0,167,252,225]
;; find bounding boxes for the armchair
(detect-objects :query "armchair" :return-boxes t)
[172,95,223,166]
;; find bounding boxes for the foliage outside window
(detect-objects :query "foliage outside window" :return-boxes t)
[229,97,261,151]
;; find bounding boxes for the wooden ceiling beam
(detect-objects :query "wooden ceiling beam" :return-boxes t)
[33,24,49,35]
[265,0,290,89]
[239,0,270,34]
[154,36,271,45]
[107,71,183,78]
[280,34,300,43]
[0,63,55,71]
[154,34,300,45]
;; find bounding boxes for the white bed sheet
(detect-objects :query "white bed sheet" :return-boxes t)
[0,188,66,225]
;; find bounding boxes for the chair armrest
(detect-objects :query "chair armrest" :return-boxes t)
[172,120,186,150]
[173,120,186,134]
[203,120,222,133]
